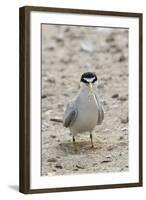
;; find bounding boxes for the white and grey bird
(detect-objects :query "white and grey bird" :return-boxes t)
[63,72,104,148]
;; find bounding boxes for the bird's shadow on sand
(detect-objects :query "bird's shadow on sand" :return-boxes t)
[58,141,102,155]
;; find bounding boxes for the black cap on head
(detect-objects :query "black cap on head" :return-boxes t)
[80,72,97,83]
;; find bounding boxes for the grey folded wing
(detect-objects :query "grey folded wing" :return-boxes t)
[63,102,78,128]
[95,94,104,125]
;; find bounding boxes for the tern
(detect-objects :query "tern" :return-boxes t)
[63,72,104,148]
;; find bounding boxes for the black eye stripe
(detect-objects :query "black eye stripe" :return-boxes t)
[81,79,88,84]
[92,78,97,83]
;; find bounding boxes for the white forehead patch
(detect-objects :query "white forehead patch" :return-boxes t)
[83,77,96,82]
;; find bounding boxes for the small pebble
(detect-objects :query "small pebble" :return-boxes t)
[101,100,107,105]
[112,93,119,98]
[57,104,64,109]
[103,128,110,133]
[101,160,112,163]
[55,33,64,42]
[111,104,119,108]
[97,83,104,89]
[93,163,98,166]
[118,96,127,101]
[60,56,71,64]
[119,54,126,62]
[105,155,112,159]
[61,82,65,86]
[119,141,127,145]
[121,127,128,131]
[64,27,70,32]
[47,158,57,162]
[47,43,56,50]
[76,165,84,169]
[107,146,114,151]
[48,77,56,84]
[119,136,124,140]
[106,36,115,43]
[110,44,117,49]
[42,94,47,99]
[50,135,56,139]
[55,164,63,169]
[80,42,94,53]
[121,117,128,124]
[73,168,79,171]
[64,93,69,97]
[61,75,66,79]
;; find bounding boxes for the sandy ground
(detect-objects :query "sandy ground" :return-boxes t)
[41,25,128,176]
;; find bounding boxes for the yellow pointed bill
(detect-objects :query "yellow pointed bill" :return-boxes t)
[88,82,93,90]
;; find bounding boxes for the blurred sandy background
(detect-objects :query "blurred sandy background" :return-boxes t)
[41,24,128,176]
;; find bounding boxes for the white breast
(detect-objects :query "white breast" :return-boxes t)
[70,89,99,135]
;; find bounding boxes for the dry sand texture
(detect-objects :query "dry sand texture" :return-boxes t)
[41,24,128,176]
